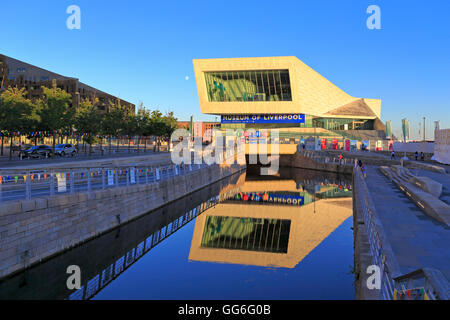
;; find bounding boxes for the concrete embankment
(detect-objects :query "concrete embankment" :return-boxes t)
[0,161,245,279]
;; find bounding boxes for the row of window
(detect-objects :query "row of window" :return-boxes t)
[205,70,292,102]
[220,116,374,130]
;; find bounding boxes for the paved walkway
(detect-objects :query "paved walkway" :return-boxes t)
[365,165,450,280]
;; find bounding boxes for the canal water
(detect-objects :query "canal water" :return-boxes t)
[0,166,355,300]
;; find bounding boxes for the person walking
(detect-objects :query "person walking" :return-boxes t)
[339,154,343,165]
[358,159,363,168]
[361,163,367,178]
[421,152,425,161]
[415,151,419,161]
[391,151,395,160]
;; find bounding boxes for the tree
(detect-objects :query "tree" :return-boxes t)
[37,81,74,158]
[135,103,153,153]
[102,100,126,154]
[163,111,178,151]
[150,110,165,152]
[140,108,154,153]
[123,109,138,153]
[0,86,38,159]
[74,98,102,157]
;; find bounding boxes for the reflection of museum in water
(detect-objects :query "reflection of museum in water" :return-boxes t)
[189,167,353,268]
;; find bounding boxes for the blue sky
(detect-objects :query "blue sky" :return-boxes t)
[1,0,449,139]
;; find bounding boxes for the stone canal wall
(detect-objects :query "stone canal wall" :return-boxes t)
[279,151,353,174]
[0,162,245,279]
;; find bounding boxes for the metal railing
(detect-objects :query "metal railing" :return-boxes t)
[353,163,400,299]
[297,149,355,166]
[0,150,241,203]
[353,162,449,300]
[0,164,202,203]
[393,268,449,300]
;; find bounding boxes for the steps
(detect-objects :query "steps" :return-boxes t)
[379,165,450,227]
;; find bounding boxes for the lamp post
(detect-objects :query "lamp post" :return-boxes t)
[423,117,426,141]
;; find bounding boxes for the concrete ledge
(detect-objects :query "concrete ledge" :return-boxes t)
[405,161,447,174]
[408,176,442,198]
[379,167,450,227]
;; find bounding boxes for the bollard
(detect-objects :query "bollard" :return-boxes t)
[87,169,92,193]
[70,171,75,194]
[50,172,55,196]
[25,172,31,200]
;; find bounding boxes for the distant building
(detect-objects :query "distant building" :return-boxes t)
[177,121,220,143]
[0,54,135,113]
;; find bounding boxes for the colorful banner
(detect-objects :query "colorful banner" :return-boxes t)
[386,120,392,139]
[402,118,410,141]
[332,139,338,150]
[130,167,136,184]
[56,173,67,193]
[393,288,429,300]
[221,114,305,124]
[362,140,369,151]
[107,170,114,186]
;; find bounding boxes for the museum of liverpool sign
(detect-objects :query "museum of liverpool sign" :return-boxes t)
[221,114,305,124]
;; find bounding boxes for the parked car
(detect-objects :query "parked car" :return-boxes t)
[22,145,54,159]
[55,144,77,157]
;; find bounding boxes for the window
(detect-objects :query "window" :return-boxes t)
[204,70,292,102]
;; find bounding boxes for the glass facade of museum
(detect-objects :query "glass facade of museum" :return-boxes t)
[221,114,374,131]
[205,70,292,102]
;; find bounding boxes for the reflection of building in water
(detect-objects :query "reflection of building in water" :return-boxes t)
[230,179,352,206]
[201,216,291,253]
[189,196,352,268]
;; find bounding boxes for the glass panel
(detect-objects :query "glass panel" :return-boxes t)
[204,70,292,102]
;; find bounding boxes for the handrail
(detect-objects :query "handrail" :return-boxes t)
[353,163,401,299]
[0,151,241,204]
[393,268,449,300]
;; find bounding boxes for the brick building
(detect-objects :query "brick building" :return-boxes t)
[0,54,135,113]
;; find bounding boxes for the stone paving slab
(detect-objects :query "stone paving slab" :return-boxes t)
[365,166,450,280]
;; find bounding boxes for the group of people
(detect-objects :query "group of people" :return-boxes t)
[390,151,426,161]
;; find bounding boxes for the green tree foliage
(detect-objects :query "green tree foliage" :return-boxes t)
[102,100,126,154]
[0,80,181,158]
[0,86,39,159]
[37,82,75,157]
[75,98,102,156]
